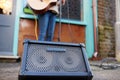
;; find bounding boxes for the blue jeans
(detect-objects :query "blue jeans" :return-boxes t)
[38,11,56,41]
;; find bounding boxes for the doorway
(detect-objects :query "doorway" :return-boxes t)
[0,0,17,56]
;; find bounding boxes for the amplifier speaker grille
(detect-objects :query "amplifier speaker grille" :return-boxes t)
[19,40,93,80]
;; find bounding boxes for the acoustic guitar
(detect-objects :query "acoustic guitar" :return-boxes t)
[27,0,57,14]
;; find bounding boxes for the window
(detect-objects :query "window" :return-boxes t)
[22,0,83,22]
[60,0,83,21]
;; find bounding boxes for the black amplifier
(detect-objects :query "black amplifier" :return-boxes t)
[19,39,93,80]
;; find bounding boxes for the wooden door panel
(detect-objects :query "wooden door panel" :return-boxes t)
[18,19,85,56]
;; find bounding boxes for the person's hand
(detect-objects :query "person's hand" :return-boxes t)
[62,0,66,5]
[57,0,66,6]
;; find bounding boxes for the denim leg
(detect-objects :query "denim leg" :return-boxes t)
[46,13,56,41]
[38,12,49,41]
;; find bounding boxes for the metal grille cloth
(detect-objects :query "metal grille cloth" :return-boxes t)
[24,44,86,72]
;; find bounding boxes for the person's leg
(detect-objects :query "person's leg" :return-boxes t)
[46,12,56,41]
[38,12,50,41]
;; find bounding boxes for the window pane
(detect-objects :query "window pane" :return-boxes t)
[0,0,13,15]
[60,0,83,21]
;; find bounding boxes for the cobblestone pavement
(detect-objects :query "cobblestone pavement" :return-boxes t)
[0,60,120,80]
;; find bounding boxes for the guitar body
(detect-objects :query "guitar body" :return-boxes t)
[27,0,57,14]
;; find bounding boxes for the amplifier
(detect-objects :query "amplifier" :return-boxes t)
[19,39,93,80]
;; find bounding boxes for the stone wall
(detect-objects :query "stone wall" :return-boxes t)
[97,0,116,58]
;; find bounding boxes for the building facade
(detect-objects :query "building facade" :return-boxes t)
[1,0,118,60]
[0,0,95,59]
